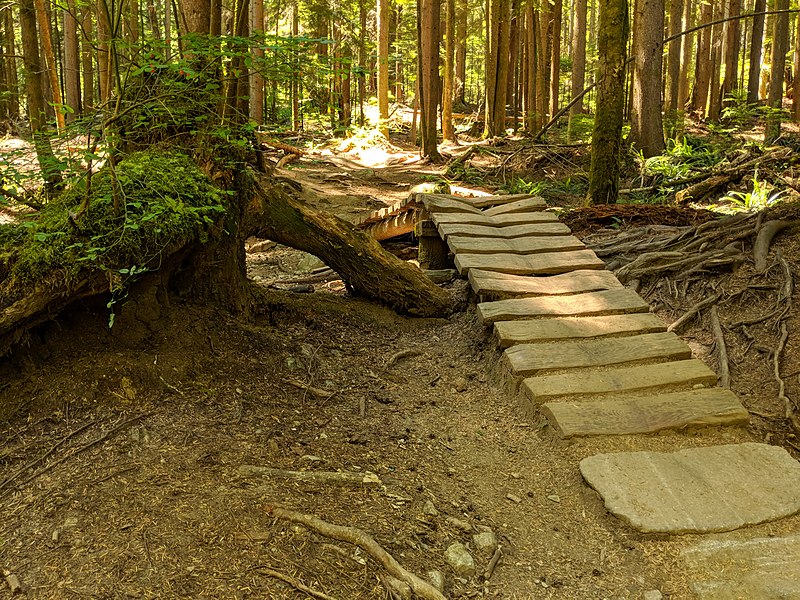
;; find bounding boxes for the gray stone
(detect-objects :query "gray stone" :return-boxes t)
[472,531,498,554]
[426,570,445,592]
[444,542,476,577]
[445,516,472,532]
[580,443,800,533]
[683,533,800,599]
[422,500,439,517]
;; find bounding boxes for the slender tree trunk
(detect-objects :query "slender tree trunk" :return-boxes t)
[707,0,724,121]
[665,0,682,113]
[454,0,467,106]
[524,5,537,132]
[97,0,112,103]
[64,0,81,120]
[630,0,665,156]
[34,0,65,131]
[549,0,562,117]
[747,0,766,102]
[588,0,628,204]
[291,1,300,130]
[250,0,264,125]
[442,0,457,140]
[721,0,741,99]
[569,0,587,126]
[79,4,94,111]
[484,0,511,137]
[2,8,20,119]
[418,0,442,159]
[536,8,549,128]
[377,0,390,137]
[395,5,404,103]
[793,10,800,121]
[357,0,366,126]
[692,0,712,114]
[19,0,61,193]
[677,0,693,108]
[147,0,160,38]
[765,0,789,142]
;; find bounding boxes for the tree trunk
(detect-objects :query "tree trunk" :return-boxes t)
[588,0,628,204]
[537,2,551,125]
[19,0,61,193]
[454,0,467,106]
[549,0,562,117]
[765,0,789,142]
[677,0,693,109]
[484,0,511,137]
[793,10,800,121]
[291,1,301,130]
[442,0,457,141]
[64,0,81,120]
[747,0,766,103]
[395,5,405,103]
[665,0,682,114]
[630,0,665,157]
[418,0,442,160]
[706,1,724,121]
[250,0,265,125]
[524,5,537,132]
[80,3,94,111]
[377,0,390,137]
[721,0,741,99]
[568,0,587,128]
[358,0,366,126]
[34,0,65,131]
[2,8,20,120]
[692,0,712,114]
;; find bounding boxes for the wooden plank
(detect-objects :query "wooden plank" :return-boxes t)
[482,197,547,216]
[448,235,585,256]
[505,332,690,376]
[438,222,570,239]
[457,193,540,208]
[419,194,482,214]
[522,359,719,403]
[433,212,558,227]
[542,388,749,438]
[469,269,624,301]
[456,250,605,277]
[478,288,649,325]
[494,313,667,347]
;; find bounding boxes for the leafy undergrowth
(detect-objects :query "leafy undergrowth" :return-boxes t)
[0,151,227,307]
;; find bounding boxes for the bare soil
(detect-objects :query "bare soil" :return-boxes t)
[2,138,800,599]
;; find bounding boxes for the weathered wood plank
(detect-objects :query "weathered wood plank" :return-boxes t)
[470,269,623,301]
[542,388,749,438]
[457,250,605,277]
[494,313,667,347]
[478,288,649,325]
[457,193,541,208]
[448,235,585,256]
[522,360,719,403]
[419,194,482,214]
[482,197,547,216]
[504,332,690,376]
[433,212,558,227]
[438,222,570,239]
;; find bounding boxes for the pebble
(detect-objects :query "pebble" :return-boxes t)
[446,516,472,532]
[506,493,522,503]
[427,570,445,592]
[452,377,469,393]
[547,494,561,503]
[472,531,498,554]
[444,542,476,577]
[423,500,440,516]
[692,383,705,389]
[643,591,663,600]
[299,455,322,463]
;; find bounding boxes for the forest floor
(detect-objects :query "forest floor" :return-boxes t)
[2,130,800,599]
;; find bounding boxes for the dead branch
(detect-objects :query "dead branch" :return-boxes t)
[267,507,447,600]
[259,136,305,156]
[276,153,300,169]
[253,565,338,600]
[386,348,423,368]
[285,378,336,400]
[709,306,730,388]
[483,545,503,581]
[667,293,722,333]
[754,220,795,272]
[238,466,382,487]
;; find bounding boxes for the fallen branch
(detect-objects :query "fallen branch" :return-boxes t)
[259,136,305,156]
[253,565,338,600]
[709,306,730,388]
[386,348,423,369]
[285,378,335,400]
[754,220,794,272]
[484,545,503,581]
[267,507,447,600]
[238,466,382,487]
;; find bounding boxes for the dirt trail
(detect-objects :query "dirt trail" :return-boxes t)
[2,144,800,599]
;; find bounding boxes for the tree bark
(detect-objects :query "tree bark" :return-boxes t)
[794,10,800,121]
[250,0,265,125]
[691,0,713,114]
[524,5,537,132]
[665,0,683,114]
[706,1,724,121]
[765,0,789,142]
[747,0,766,102]
[568,0,587,129]
[64,0,81,120]
[442,0,457,141]
[549,0,562,117]
[377,0,390,137]
[34,0,65,131]
[418,0,442,159]
[454,0,467,106]
[721,0,741,99]
[484,0,511,137]
[677,0,693,109]
[630,0,665,156]
[588,0,628,204]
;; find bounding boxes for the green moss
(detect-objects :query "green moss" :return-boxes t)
[2,150,227,299]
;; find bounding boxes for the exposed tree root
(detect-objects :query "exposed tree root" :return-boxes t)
[709,306,730,388]
[267,507,447,600]
[252,565,338,600]
[753,220,795,272]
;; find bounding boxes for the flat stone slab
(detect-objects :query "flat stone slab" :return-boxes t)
[456,250,605,277]
[522,359,719,402]
[478,288,650,325]
[504,332,690,376]
[438,222,570,239]
[470,269,623,301]
[448,235,585,256]
[482,197,547,216]
[683,534,800,599]
[543,388,749,438]
[580,443,800,533]
[494,313,667,347]
[433,211,558,228]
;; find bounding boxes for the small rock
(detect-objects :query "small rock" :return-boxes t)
[423,500,440,516]
[510,472,521,479]
[288,284,314,294]
[52,529,60,543]
[472,531,498,554]
[285,356,299,371]
[475,524,493,533]
[427,570,445,592]
[506,493,522,503]
[692,383,706,390]
[3,571,22,595]
[643,591,663,600]
[547,494,561,503]
[299,455,322,463]
[452,377,468,393]
[446,516,472,532]
[63,516,79,529]
[444,542,476,577]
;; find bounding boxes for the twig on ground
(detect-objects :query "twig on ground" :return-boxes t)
[285,378,335,400]
[253,565,339,600]
[267,507,447,600]
[484,545,503,580]
[238,466,382,487]
[385,348,422,369]
[667,293,722,333]
[709,306,730,388]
